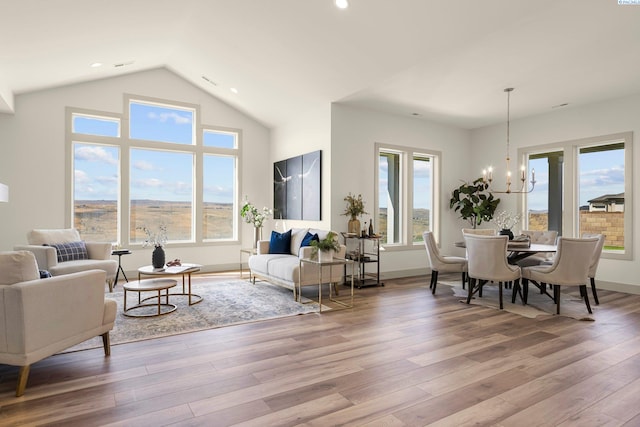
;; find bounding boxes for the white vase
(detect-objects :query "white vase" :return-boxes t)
[318,249,334,263]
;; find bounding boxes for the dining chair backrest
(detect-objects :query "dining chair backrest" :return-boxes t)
[581,233,605,277]
[462,228,496,237]
[540,237,599,286]
[464,234,518,282]
[422,231,445,269]
[519,229,558,245]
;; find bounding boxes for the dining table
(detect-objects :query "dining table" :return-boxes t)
[454,241,557,265]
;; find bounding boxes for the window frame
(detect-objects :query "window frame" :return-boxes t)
[375,142,441,250]
[519,131,632,260]
[66,94,242,248]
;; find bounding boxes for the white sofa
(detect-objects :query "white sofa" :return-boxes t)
[248,228,347,299]
[14,228,118,291]
[0,251,116,396]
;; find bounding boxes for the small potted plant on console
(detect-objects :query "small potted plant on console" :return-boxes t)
[310,231,341,262]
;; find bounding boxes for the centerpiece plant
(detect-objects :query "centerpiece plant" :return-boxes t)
[138,224,168,268]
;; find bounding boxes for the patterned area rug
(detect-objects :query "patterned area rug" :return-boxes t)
[438,279,596,321]
[65,278,323,352]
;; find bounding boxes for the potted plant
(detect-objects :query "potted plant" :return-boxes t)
[492,210,521,240]
[342,193,368,234]
[310,231,341,262]
[240,197,273,248]
[138,224,168,268]
[449,177,500,228]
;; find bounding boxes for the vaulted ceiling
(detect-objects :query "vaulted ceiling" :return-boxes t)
[2,0,640,129]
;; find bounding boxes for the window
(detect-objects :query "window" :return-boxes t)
[72,142,120,242]
[522,132,632,259]
[376,144,439,247]
[129,101,194,145]
[67,96,241,246]
[129,149,194,243]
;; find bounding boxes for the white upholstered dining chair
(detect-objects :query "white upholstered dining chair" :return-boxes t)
[515,229,558,267]
[464,234,522,309]
[422,232,467,294]
[461,228,497,236]
[582,233,606,305]
[521,236,599,315]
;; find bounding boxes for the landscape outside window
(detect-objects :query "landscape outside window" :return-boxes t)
[527,141,626,252]
[70,97,239,245]
[378,145,437,246]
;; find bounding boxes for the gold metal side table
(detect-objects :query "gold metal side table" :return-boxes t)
[298,257,355,313]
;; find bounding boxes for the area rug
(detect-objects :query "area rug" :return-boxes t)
[438,279,596,321]
[65,278,324,352]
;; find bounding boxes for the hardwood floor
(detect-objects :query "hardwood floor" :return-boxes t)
[2,272,640,426]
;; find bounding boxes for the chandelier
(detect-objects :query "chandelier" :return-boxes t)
[482,88,536,194]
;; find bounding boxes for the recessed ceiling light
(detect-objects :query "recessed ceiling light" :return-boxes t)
[230,87,238,94]
[335,0,349,9]
[90,62,102,68]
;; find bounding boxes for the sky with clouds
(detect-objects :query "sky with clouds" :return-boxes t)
[73,103,235,204]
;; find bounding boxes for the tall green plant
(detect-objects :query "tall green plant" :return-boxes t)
[449,177,500,228]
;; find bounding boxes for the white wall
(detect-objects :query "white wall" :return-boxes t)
[331,104,472,277]
[0,68,270,273]
[471,93,640,291]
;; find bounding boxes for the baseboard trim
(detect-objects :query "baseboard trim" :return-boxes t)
[596,280,640,295]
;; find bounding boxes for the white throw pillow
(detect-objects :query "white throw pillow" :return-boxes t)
[289,228,310,256]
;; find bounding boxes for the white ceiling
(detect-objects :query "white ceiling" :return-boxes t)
[2,0,640,129]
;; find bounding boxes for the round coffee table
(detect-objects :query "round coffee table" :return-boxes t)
[137,263,203,305]
[123,278,178,317]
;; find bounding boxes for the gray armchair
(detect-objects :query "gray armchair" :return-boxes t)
[14,228,118,291]
[0,251,116,396]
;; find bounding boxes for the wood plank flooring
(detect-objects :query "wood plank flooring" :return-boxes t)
[1,272,640,426]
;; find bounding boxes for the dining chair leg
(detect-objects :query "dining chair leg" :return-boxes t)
[431,270,439,294]
[590,277,599,305]
[511,279,522,304]
[554,285,561,314]
[499,282,503,309]
[461,272,466,290]
[581,284,593,314]
[522,278,529,304]
[466,278,476,304]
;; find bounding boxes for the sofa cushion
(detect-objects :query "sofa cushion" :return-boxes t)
[0,251,40,285]
[301,232,319,247]
[48,259,117,278]
[269,230,292,254]
[46,241,88,262]
[27,228,81,245]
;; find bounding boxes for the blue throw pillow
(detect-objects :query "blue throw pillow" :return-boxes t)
[301,232,319,247]
[269,230,292,254]
[45,241,88,262]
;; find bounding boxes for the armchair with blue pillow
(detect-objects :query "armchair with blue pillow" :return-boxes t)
[14,228,118,292]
